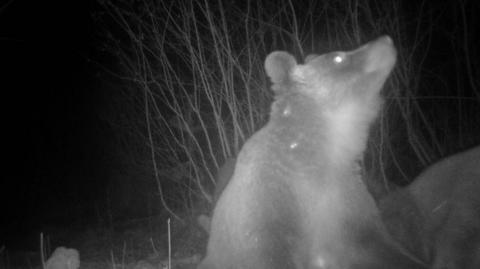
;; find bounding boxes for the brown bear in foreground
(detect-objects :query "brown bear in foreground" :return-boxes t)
[380,145,480,269]
[198,36,425,269]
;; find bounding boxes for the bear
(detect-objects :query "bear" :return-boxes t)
[198,157,237,233]
[197,36,425,269]
[379,145,480,269]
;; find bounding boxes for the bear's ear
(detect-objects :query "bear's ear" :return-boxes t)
[264,51,297,85]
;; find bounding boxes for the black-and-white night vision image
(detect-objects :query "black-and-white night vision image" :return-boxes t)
[1,1,479,268]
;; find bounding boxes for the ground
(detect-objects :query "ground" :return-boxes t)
[1,216,206,269]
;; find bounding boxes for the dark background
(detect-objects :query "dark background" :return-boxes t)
[1,0,106,249]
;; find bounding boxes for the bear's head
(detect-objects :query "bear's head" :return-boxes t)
[264,36,397,168]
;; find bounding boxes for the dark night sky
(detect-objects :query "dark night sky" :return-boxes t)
[1,0,105,247]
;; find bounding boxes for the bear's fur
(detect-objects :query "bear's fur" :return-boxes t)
[198,158,237,233]
[198,36,424,269]
[380,145,480,269]
[213,158,237,205]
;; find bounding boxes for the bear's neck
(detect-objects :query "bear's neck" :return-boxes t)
[270,95,377,170]
[322,100,377,167]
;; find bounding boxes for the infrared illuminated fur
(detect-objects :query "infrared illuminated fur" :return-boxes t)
[380,146,480,269]
[198,36,424,269]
